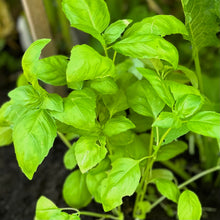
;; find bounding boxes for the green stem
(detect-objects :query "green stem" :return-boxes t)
[133,129,154,218]
[133,128,171,219]
[151,165,220,209]
[113,51,117,63]
[193,49,203,92]
[57,132,72,148]
[80,211,121,220]
[103,44,109,57]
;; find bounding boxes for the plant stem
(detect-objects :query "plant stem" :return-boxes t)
[133,128,171,218]
[133,129,154,218]
[151,165,220,209]
[113,51,117,63]
[57,132,72,148]
[193,49,203,92]
[80,211,121,220]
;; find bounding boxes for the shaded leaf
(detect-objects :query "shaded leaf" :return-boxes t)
[63,170,92,209]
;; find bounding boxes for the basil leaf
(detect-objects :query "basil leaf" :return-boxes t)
[177,190,202,220]
[8,85,42,109]
[75,136,107,173]
[41,93,63,112]
[187,111,220,138]
[64,143,77,170]
[150,169,174,182]
[103,19,132,45]
[103,115,135,137]
[0,126,12,147]
[108,130,135,146]
[103,89,128,117]
[90,77,118,94]
[35,196,61,220]
[126,80,165,118]
[153,112,182,128]
[181,0,220,51]
[156,141,188,161]
[63,170,92,209]
[86,158,111,203]
[155,179,180,203]
[175,94,203,118]
[67,45,115,88]
[13,109,57,180]
[113,35,179,68]
[124,15,188,38]
[51,88,96,130]
[22,39,50,84]
[62,0,110,44]
[177,65,198,89]
[101,158,141,211]
[166,80,201,100]
[36,55,68,86]
[138,68,174,108]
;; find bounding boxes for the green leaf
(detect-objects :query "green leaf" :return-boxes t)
[126,80,165,118]
[155,179,180,203]
[109,134,150,162]
[103,115,135,137]
[177,65,198,88]
[90,77,118,94]
[0,126,12,147]
[177,190,202,220]
[16,74,29,87]
[67,45,115,88]
[36,55,68,86]
[63,170,92,209]
[22,39,51,84]
[108,130,135,146]
[149,169,174,182]
[41,93,63,112]
[103,89,128,117]
[86,158,111,203]
[51,88,96,130]
[157,124,189,145]
[8,85,42,109]
[35,196,60,220]
[187,111,220,138]
[64,143,77,170]
[75,136,107,173]
[175,94,203,118]
[62,0,110,44]
[181,0,220,51]
[129,110,153,133]
[13,109,56,180]
[112,35,179,68]
[156,141,188,162]
[101,158,141,211]
[124,15,188,38]
[153,112,182,128]
[138,68,174,108]
[103,19,132,45]
[166,80,201,100]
